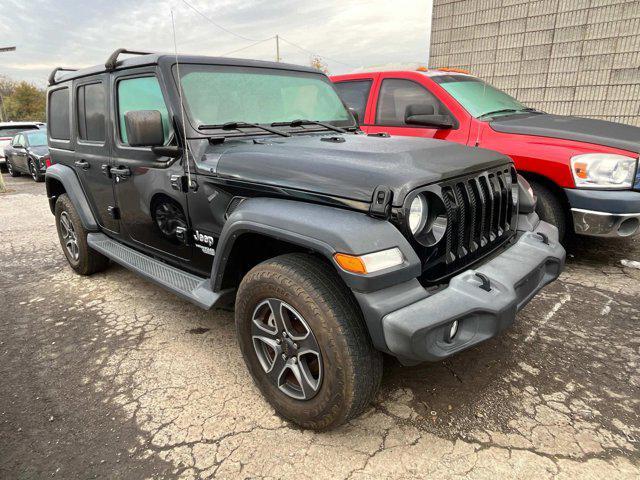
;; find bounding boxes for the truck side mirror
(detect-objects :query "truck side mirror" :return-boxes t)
[404,104,454,129]
[124,110,164,147]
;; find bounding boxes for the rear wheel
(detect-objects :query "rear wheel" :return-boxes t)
[528,179,567,242]
[235,253,383,430]
[55,194,110,275]
[29,159,44,182]
[6,160,20,177]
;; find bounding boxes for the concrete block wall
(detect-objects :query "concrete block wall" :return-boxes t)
[429,0,640,126]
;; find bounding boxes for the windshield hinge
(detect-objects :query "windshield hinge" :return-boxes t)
[369,185,392,219]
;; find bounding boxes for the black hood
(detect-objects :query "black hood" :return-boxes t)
[490,113,640,154]
[29,145,49,157]
[210,134,511,205]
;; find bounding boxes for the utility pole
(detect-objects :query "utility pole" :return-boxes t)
[275,35,280,62]
[0,46,16,193]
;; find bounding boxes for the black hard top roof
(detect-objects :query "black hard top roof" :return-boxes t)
[49,48,321,86]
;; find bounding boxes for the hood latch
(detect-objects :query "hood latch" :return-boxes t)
[369,185,393,219]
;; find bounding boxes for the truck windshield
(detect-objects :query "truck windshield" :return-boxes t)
[432,75,529,119]
[176,65,352,129]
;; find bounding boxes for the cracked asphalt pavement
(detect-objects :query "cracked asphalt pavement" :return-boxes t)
[1,174,639,479]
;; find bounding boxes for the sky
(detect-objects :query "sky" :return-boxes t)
[0,0,432,87]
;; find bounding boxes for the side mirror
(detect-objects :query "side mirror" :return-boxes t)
[348,107,360,126]
[124,110,164,147]
[404,104,454,129]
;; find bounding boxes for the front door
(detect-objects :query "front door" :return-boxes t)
[10,134,28,171]
[110,69,192,262]
[73,76,119,233]
[366,74,468,144]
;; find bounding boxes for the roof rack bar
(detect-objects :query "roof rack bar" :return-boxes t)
[105,48,152,71]
[48,67,78,86]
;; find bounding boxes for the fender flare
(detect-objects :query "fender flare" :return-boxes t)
[45,163,99,231]
[210,197,421,293]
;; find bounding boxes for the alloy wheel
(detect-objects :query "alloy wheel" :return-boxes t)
[6,161,13,175]
[29,161,38,181]
[59,211,80,261]
[251,298,323,400]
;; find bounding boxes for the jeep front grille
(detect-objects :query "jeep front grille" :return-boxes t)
[441,165,517,265]
[416,164,518,284]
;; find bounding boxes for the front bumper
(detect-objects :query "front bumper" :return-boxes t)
[357,220,565,364]
[565,189,640,237]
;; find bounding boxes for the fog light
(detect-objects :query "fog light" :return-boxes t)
[446,320,459,343]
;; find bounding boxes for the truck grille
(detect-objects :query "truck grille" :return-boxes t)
[415,164,519,285]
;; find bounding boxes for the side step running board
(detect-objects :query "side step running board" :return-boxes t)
[87,233,225,309]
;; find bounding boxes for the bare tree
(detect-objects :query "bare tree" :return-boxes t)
[310,55,329,74]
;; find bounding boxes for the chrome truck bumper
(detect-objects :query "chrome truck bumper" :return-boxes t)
[565,189,640,238]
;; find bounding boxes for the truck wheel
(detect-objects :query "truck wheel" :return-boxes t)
[528,179,566,241]
[7,160,20,177]
[55,194,110,275]
[235,253,383,430]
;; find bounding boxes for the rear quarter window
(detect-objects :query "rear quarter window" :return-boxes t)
[333,80,372,123]
[48,87,71,140]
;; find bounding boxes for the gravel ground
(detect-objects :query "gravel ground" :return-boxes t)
[1,173,639,479]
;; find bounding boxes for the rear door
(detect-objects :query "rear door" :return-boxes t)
[72,76,120,233]
[367,72,469,144]
[110,68,192,262]
[333,77,375,133]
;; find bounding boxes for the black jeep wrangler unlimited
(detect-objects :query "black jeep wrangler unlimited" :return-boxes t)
[45,49,565,430]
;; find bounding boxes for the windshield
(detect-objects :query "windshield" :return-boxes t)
[25,130,47,146]
[176,65,352,129]
[432,75,529,118]
[0,126,38,137]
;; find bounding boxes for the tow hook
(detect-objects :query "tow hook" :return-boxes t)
[475,272,492,292]
[536,232,550,245]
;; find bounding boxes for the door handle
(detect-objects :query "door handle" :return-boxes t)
[110,166,131,179]
[74,159,90,170]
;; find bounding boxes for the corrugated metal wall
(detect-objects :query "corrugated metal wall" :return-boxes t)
[430,0,640,126]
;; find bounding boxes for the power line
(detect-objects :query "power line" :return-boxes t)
[179,0,270,43]
[278,36,356,68]
[177,2,355,68]
[219,36,275,57]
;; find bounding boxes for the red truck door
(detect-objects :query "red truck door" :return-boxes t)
[365,72,470,144]
[333,74,378,134]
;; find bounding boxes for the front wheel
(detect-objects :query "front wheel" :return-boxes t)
[528,179,567,242]
[55,194,110,275]
[235,253,383,430]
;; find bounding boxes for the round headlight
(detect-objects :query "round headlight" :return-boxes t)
[408,195,427,234]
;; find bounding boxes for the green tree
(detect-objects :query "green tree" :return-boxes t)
[3,81,46,122]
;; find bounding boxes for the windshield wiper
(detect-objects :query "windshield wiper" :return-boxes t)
[198,121,291,137]
[478,108,542,119]
[477,109,519,119]
[272,119,346,133]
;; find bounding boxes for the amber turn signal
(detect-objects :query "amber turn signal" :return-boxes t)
[334,253,367,274]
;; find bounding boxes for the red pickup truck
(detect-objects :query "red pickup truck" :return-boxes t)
[332,69,640,241]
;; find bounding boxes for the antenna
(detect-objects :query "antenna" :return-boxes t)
[171,8,192,189]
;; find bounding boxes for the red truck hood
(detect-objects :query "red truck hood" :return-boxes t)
[489,113,640,155]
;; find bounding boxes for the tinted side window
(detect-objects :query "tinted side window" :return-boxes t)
[77,83,106,142]
[117,76,171,145]
[334,80,372,123]
[375,79,443,126]
[13,134,24,146]
[49,88,71,140]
